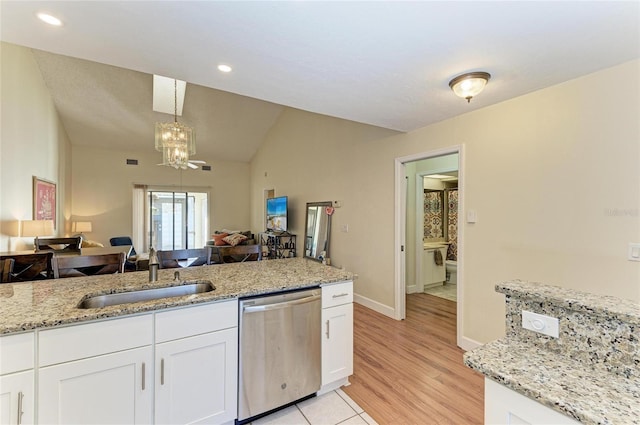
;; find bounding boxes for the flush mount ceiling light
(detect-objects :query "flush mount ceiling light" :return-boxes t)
[37,13,63,26]
[449,72,491,103]
[217,64,232,73]
[154,78,196,169]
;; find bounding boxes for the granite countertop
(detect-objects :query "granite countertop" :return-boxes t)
[465,338,639,425]
[497,280,640,325]
[0,258,353,335]
[465,280,640,425]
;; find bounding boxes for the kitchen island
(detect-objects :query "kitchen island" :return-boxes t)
[0,258,354,425]
[464,280,639,425]
[0,257,352,334]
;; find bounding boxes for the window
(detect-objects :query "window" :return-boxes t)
[133,185,209,252]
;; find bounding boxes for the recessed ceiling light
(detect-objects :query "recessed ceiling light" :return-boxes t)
[37,13,63,26]
[217,64,232,73]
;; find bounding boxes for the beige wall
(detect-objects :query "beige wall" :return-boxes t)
[251,60,640,344]
[71,145,251,248]
[0,42,72,252]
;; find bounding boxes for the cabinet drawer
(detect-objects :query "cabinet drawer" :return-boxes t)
[321,281,353,308]
[0,332,34,375]
[155,300,238,343]
[39,314,153,366]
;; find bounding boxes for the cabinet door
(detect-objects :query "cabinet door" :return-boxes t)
[321,303,353,386]
[38,346,153,424]
[0,371,33,425]
[155,328,238,425]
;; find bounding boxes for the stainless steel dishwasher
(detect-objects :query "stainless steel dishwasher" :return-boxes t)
[237,288,321,423]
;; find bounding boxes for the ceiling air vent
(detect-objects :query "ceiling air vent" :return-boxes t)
[202,165,212,171]
[126,159,138,165]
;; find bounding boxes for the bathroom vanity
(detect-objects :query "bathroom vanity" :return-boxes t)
[464,280,639,424]
[0,258,354,425]
[422,244,447,288]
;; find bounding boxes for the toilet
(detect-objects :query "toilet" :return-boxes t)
[445,260,457,284]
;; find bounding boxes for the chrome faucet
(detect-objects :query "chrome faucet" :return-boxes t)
[148,247,159,282]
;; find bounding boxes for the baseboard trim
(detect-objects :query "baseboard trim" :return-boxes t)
[354,293,396,319]
[458,335,483,351]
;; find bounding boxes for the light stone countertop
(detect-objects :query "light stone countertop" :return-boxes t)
[465,338,639,425]
[497,280,640,326]
[464,280,640,425]
[0,258,353,335]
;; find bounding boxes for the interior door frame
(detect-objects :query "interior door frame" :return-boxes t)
[394,145,465,348]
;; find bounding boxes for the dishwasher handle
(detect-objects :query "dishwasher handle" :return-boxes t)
[243,294,320,313]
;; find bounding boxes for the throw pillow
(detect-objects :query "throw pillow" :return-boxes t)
[223,233,248,246]
[211,233,229,246]
[80,239,104,248]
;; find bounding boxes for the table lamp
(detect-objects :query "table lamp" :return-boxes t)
[72,221,92,237]
[20,220,54,250]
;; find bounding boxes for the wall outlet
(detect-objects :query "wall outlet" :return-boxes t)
[341,224,349,233]
[522,310,559,338]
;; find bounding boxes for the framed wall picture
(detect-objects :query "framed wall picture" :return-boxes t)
[33,176,57,228]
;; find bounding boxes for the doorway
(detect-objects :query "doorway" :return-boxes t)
[394,146,465,348]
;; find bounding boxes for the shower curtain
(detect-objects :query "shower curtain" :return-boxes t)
[423,191,443,239]
[447,189,458,260]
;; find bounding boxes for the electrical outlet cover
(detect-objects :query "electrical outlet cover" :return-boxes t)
[522,310,559,338]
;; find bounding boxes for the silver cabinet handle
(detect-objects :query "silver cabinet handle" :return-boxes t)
[161,358,165,385]
[141,362,146,390]
[325,320,330,339]
[17,391,24,425]
[332,293,349,298]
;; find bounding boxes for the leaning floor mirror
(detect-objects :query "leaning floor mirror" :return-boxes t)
[304,201,332,262]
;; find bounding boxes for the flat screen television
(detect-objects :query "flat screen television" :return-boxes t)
[266,196,288,232]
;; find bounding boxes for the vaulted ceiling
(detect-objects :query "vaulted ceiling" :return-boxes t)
[1,1,638,162]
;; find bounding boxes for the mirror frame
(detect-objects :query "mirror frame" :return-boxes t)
[303,201,332,262]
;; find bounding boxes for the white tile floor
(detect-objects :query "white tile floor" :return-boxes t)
[423,282,457,302]
[252,389,378,425]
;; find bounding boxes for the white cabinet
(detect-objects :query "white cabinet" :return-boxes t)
[36,301,238,425]
[38,315,154,424]
[320,281,353,392]
[485,379,580,425]
[0,332,35,425]
[38,347,153,424]
[154,301,238,425]
[423,247,446,287]
[0,371,33,425]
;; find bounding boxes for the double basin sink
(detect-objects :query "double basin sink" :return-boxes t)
[78,281,215,309]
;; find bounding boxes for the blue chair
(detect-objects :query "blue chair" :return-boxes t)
[109,236,137,271]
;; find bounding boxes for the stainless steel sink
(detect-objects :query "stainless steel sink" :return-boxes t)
[78,281,215,309]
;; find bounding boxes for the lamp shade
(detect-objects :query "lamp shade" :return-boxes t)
[20,220,54,237]
[72,221,92,233]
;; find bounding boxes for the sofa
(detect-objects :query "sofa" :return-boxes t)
[206,230,257,248]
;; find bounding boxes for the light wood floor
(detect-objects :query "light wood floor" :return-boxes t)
[342,293,484,424]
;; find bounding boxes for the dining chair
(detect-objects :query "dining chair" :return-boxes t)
[0,258,15,283]
[34,237,82,254]
[0,252,54,281]
[214,244,263,264]
[157,248,211,269]
[109,236,137,271]
[53,253,126,278]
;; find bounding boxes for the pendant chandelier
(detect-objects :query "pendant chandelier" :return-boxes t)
[154,79,195,169]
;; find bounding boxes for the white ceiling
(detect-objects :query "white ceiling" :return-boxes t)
[1,1,639,162]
